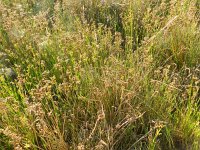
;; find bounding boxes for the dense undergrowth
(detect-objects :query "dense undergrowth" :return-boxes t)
[0,0,199,149]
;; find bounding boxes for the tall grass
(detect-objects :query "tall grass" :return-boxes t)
[0,0,199,149]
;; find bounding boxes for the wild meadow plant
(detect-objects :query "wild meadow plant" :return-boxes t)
[0,0,199,149]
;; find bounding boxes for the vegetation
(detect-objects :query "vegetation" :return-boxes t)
[0,0,199,149]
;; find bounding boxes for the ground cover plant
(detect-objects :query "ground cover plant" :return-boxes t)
[0,0,199,149]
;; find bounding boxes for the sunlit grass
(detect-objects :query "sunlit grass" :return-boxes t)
[0,0,199,149]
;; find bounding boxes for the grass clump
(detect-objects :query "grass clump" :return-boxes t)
[0,0,199,149]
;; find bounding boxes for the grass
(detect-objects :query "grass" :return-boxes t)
[0,0,199,149]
